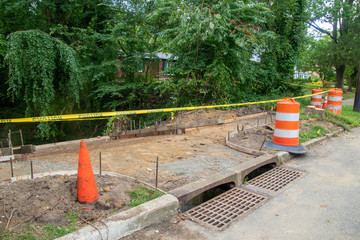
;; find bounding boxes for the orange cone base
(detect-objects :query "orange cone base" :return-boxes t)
[266,141,308,154]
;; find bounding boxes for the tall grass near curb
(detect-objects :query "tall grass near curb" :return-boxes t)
[325,106,360,131]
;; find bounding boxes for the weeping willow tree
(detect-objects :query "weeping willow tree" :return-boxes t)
[5,30,82,139]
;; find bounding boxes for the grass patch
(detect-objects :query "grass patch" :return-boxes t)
[126,185,164,207]
[342,90,355,100]
[2,212,78,240]
[299,124,328,143]
[324,106,360,131]
[300,113,320,120]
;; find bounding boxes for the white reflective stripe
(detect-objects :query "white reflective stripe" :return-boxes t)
[328,96,342,101]
[311,95,322,99]
[327,105,342,110]
[274,129,299,138]
[275,112,299,121]
[310,102,322,106]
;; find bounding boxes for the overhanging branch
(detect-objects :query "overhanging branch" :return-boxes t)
[307,21,338,43]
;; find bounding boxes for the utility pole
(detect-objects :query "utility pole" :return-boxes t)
[353,65,360,112]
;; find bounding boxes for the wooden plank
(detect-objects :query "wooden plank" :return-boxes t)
[12,145,36,154]
[224,112,268,124]
[0,155,15,162]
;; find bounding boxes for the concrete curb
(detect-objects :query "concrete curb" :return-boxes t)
[170,128,345,209]
[57,194,179,240]
[276,129,345,164]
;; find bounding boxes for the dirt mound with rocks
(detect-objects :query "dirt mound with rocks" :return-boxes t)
[0,174,150,238]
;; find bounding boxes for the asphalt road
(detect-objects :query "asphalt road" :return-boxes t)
[126,128,360,240]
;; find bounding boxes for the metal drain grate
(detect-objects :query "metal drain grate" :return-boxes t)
[182,187,268,231]
[248,166,305,193]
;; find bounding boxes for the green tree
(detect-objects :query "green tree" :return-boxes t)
[261,0,309,85]
[5,30,82,139]
[162,0,272,104]
[308,0,360,89]
[297,36,335,82]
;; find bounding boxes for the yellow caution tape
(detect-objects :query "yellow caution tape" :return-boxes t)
[284,81,332,90]
[0,90,330,124]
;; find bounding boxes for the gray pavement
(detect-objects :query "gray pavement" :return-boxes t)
[126,128,360,240]
[342,98,354,106]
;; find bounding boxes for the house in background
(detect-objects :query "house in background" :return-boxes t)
[117,52,175,80]
[294,68,321,79]
[143,53,175,80]
[294,69,311,79]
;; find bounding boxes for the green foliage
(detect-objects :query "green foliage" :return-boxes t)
[309,0,360,88]
[5,30,82,139]
[0,0,315,143]
[5,32,78,111]
[261,0,309,84]
[126,185,164,207]
[299,124,328,143]
[163,0,274,105]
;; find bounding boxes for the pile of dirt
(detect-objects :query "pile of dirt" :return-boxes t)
[164,106,265,126]
[0,174,150,237]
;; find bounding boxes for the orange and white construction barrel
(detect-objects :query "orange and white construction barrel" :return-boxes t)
[310,89,323,108]
[266,98,307,154]
[327,88,343,114]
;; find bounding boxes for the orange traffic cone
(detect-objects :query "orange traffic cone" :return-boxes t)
[322,94,328,109]
[77,140,99,204]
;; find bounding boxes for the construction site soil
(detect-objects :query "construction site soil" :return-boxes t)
[0,174,145,238]
[0,107,344,238]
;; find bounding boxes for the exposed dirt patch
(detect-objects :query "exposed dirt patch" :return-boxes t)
[1,107,269,192]
[229,125,274,152]
[168,106,264,126]
[0,174,154,238]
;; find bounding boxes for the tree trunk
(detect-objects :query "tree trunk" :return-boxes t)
[335,64,346,89]
[353,65,360,112]
[349,67,358,92]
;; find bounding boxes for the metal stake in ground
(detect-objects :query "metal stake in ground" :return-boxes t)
[99,151,102,176]
[10,157,14,178]
[19,130,24,146]
[259,137,267,151]
[30,160,33,179]
[155,156,159,190]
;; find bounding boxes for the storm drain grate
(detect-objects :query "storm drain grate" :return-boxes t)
[182,187,268,231]
[248,166,305,193]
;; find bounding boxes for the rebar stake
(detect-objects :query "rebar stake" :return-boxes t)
[30,160,33,179]
[19,130,24,146]
[155,157,159,190]
[10,158,14,178]
[259,138,267,151]
[99,151,102,176]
